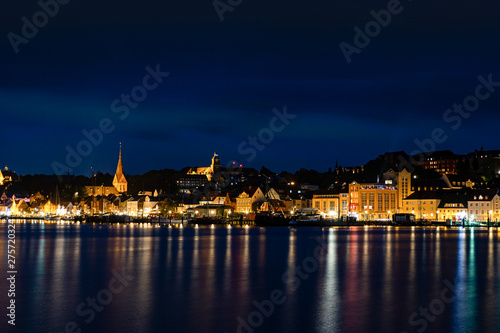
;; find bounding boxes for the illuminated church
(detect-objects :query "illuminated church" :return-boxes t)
[86,144,128,196]
[187,152,221,182]
[112,144,128,193]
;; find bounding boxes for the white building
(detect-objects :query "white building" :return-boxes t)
[467,191,499,222]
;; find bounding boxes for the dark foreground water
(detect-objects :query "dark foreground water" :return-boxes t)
[1,222,500,333]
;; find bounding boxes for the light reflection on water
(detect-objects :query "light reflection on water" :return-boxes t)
[1,222,500,333]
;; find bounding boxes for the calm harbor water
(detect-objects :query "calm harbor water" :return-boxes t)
[1,221,500,333]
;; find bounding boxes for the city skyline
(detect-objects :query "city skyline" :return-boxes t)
[2,144,499,177]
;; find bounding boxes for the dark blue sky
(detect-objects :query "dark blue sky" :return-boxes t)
[1,0,500,176]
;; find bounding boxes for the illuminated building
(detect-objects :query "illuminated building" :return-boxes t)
[401,191,441,220]
[112,143,128,193]
[126,195,160,217]
[85,144,127,197]
[236,186,265,213]
[397,168,413,208]
[349,181,397,220]
[467,190,499,222]
[0,166,17,186]
[177,175,209,193]
[86,185,119,197]
[312,188,348,218]
[437,191,470,222]
[415,150,460,174]
[186,152,221,182]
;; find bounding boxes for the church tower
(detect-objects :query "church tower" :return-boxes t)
[211,152,221,174]
[113,143,128,194]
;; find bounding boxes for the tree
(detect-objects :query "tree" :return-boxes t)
[159,198,176,216]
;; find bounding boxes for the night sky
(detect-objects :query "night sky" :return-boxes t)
[1,0,500,176]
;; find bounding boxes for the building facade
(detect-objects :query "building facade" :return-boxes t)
[349,182,397,220]
[401,191,441,220]
[467,191,499,222]
[235,187,265,213]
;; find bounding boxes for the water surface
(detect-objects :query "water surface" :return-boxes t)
[1,222,499,333]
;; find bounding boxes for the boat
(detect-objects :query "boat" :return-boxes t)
[44,214,61,221]
[289,214,328,226]
[391,213,418,226]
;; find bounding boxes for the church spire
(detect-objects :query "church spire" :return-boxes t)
[116,142,124,175]
[113,143,127,193]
